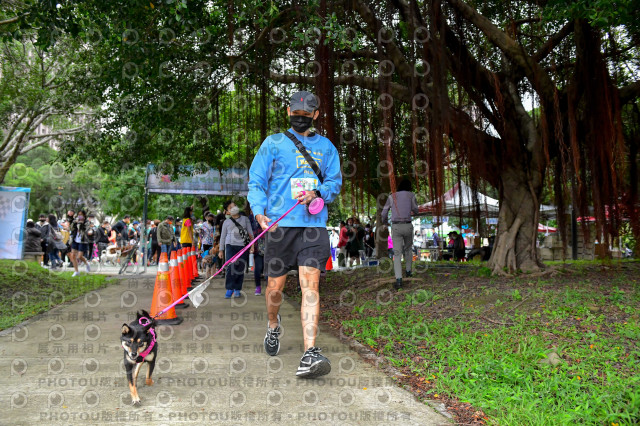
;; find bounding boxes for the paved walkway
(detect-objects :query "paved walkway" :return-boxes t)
[0,275,450,425]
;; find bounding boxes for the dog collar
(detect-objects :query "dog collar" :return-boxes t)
[137,317,157,363]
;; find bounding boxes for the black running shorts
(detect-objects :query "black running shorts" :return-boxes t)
[264,227,330,277]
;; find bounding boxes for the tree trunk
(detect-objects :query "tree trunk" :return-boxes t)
[488,167,543,274]
[0,138,24,184]
[314,0,336,143]
[375,208,389,260]
[372,191,390,259]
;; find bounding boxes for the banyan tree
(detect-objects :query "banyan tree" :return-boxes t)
[263,0,640,273]
[8,0,637,274]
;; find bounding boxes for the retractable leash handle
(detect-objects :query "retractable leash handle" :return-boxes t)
[153,196,312,319]
[308,196,324,215]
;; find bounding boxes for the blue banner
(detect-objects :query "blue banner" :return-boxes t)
[0,186,31,259]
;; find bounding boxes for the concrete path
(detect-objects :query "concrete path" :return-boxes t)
[0,275,450,425]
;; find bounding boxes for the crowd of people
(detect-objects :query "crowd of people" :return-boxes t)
[23,201,271,292]
[25,202,477,284]
[24,210,113,277]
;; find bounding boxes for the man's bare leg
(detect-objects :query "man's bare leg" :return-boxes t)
[266,275,286,329]
[299,266,320,350]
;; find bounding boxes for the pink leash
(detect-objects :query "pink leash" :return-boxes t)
[153,199,304,319]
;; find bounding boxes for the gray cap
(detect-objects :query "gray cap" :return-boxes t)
[289,91,318,112]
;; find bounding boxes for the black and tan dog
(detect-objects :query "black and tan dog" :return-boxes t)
[121,310,157,405]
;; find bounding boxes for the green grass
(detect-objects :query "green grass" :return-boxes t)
[344,307,639,424]
[333,264,640,425]
[0,260,108,330]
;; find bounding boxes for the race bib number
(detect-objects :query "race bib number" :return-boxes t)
[290,178,317,199]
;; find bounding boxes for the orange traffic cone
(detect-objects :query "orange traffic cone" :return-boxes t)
[182,247,192,287]
[191,246,198,279]
[181,248,191,291]
[150,252,183,325]
[192,247,200,278]
[189,246,198,288]
[177,248,188,296]
[326,255,333,271]
[188,246,195,280]
[169,250,188,309]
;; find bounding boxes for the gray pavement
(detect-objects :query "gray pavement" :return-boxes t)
[0,274,450,425]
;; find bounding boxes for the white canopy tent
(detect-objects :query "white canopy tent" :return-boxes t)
[418,182,556,219]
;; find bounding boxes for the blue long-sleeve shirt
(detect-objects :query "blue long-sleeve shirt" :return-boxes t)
[248,129,342,228]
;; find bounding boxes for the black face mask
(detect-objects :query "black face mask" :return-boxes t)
[289,115,313,133]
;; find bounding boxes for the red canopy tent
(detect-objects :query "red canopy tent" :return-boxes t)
[538,224,557,233]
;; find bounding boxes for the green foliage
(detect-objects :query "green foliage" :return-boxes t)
[544,0,640,33]
[46,0,296,174]
[342,282,640,424]
[0,260,108,330]
[327,201,346,227]
[0,32,95,182]
[95,167,198,220]
[4,147,103,219]
[477,266,492,277]
[5,145,253,222]
[512,288,523,301]
[312,260,640,424]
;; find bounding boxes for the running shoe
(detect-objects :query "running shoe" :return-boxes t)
[394,278,403,290]
[255,286,261,296]
[234,290,242,298]
[224,290,233,299]
[296,346,331,378]
[264,313,281,356]
[72,271,79,277]
[85,262,91,273]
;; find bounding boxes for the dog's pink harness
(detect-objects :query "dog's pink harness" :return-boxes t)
[137,317,156,363]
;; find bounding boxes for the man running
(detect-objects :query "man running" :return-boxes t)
[248,91,342,378]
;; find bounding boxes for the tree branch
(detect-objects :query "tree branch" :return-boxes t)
[442,22,500,122]
[351,0,416,83]
[532,20,574,63]
[16,136,56,156]
[620,80,640,105]
[1,110,51,156]
[446,0,556,104]
[26,126,85,139]
[235,7,294,59]
[25,111,53,136]
[0,13,28,27]
[52,111,96,116]
[268,70,412,103]
[0,112,39,183]
[449,107,502,186]
[335,49,379,60]
[1,109,31,153]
